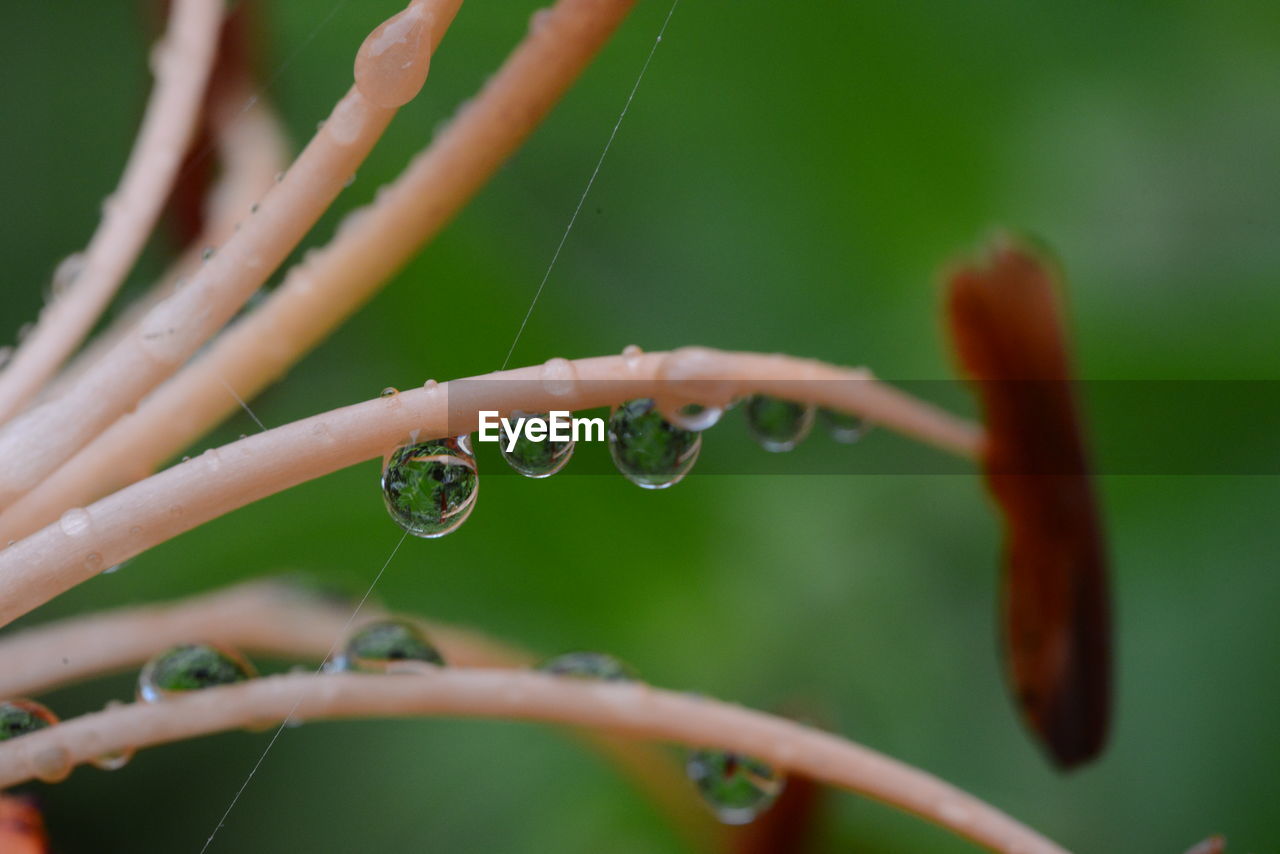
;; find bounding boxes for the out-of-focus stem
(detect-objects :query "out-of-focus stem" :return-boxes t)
[0,670,1068,854]
[2,0,640,543]
[0,0,224,424]
[0,0,464,511]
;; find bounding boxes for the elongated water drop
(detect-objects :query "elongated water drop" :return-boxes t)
[686,749,785,825]
[500,411,574,478]
[92,701,134,770]
[744,395,814,452]
[608,398,701,489]
[50,252,85,299]
[540,357,578,397]
[380,386,399,398]
[0,699,58,741]
[137,644,256,702]
[665,402,723,432]
[354,1,433,109]
[539,652,637,682]
[820,407,870,443]
[381,437,478,537]
[331,619,443,673]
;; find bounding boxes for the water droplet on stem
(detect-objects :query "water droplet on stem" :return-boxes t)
[608,399,701,489]
[137,644,256,702]
[686,749,785,824]
[381,437,479,537]
[744,395,814,452]
[354,2,433,109]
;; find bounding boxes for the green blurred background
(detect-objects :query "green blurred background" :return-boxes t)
[3,1,1279,851]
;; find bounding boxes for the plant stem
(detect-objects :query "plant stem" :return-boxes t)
[0,670,1068,854]
[0,348,980,626]
[0,0,224,424]
[0,0,640,544]
[0,580,716,849]
[0,0,464,511]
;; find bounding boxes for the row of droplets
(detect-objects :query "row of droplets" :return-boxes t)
[380,388,869,538]
[0,626,780,823]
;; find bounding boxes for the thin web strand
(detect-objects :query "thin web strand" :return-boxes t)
[198,529,409,852]
[499,0,681,370]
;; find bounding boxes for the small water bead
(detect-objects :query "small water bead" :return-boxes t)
[201,247,216,261]
[500,411,574,478]
[538,652,637,682]
[91,701,134,771]
[422,378,438,390]
[137,644,257,702]
[380,386,399,398]
[539,357,577,397]
[685,749,785,825]
[50,252,86,299]
[621,344,644,371]
[0,699,59,741]
[381,438,478,538]
[819,407,870,443]
[332,619,444,673]
[665,402,723,432]
[354,1,433,110]
[744,395,815,452]
[608,398,701,489]
[58,508,91,537]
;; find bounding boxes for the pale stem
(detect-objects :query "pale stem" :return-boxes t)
[0,0,224,424]
[0,581,714,847]
[0,0,464,511]
[0,580,524,699]
[0,671,1069,854]
[0,347,981,625]
[0,0,639,543]
[42,80,292,401]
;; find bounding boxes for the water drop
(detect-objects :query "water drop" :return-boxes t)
[59,508,91,537]
[621,344,644,371]
[344,172,357,188]
[354,1,433,110]
[0,699,58,742]
[665,402,723,432]
[500,411,574,478]
[539,652,637,682]
[380,387,399,398]
[529,7,553,33]
[381,437,478,538]
[540,357,577,397]
[30,746,73,783]
[201,247,216,261]
[316,119,327,131]
[250,202,260,214]
[686,749,785,825]
[50,252,86,298]
[422,378,438,390]
[819,407,870,443]
[274,171,285,183]
[91,701,134,770]
[82,552,103,573]
[608,398,701,489]
[744,395,814,452]
[137,644,257,702]
[330,619,444,673]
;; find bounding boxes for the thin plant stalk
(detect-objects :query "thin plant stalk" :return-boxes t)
[0,347,981,626]
[0,0,464,511]
[0,0,224,424]
[0,0,639,543]
[0,670,1068,854]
